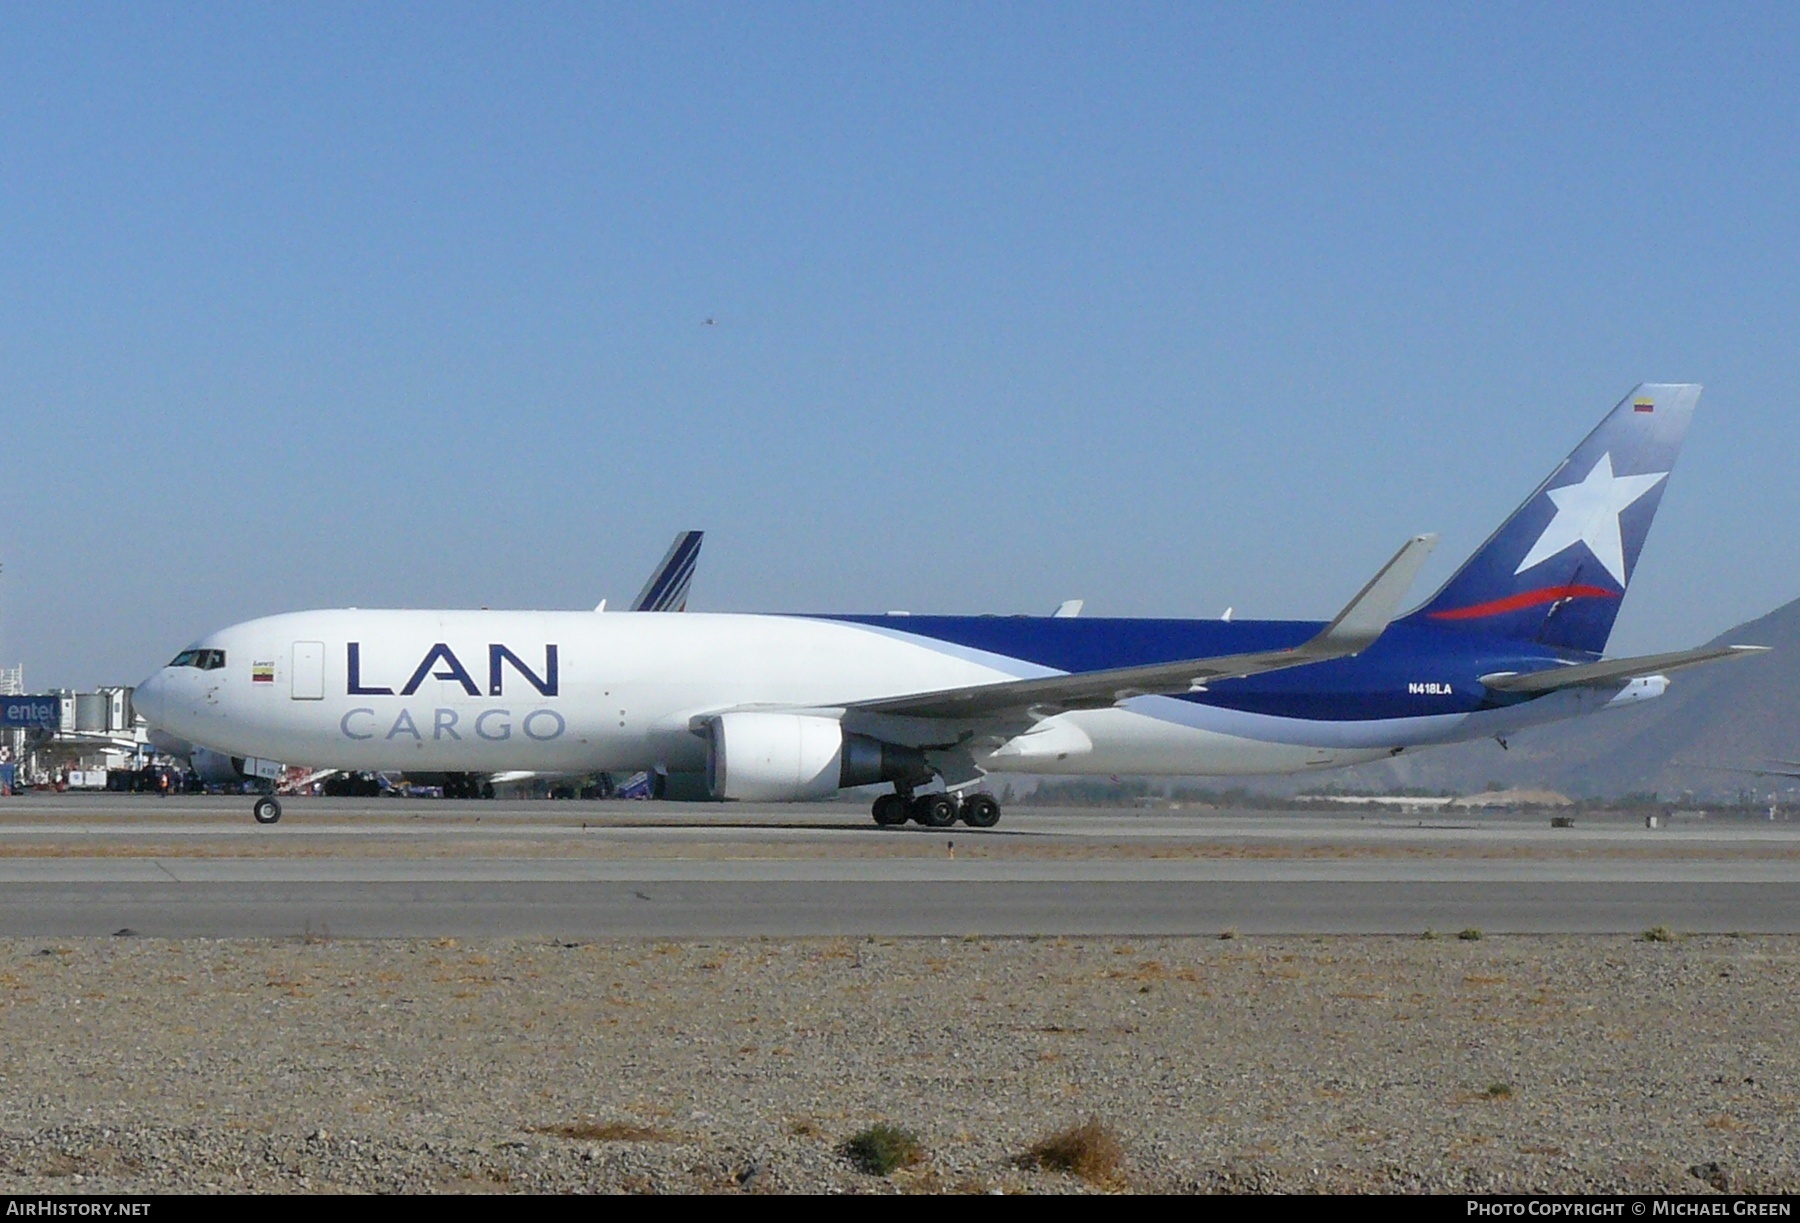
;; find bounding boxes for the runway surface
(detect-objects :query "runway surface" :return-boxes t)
[4,794,1800,936]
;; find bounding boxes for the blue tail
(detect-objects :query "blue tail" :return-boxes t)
[1402,384,1700,655]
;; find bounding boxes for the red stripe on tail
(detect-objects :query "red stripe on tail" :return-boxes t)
[1426,584,1620,621]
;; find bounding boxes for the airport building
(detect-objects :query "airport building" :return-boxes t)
[0,668,157,793]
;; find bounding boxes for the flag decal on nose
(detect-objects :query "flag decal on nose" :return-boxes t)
[252,663,275,684]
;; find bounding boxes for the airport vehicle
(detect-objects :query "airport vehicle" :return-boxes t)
[134,385,1764,827]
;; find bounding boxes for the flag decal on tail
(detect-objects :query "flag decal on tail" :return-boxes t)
[1634,399,1655,412]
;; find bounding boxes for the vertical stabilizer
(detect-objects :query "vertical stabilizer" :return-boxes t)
[1403,384,1700,654]
[631,530,704,612]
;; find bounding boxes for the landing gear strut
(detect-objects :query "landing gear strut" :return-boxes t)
[868,789,1004,829]
[252,796,282,825]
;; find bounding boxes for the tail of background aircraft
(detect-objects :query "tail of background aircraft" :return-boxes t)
[631,530,703,612]
[1402,383,1700,655]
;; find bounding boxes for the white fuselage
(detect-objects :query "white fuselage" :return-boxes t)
[132,607,1620,783]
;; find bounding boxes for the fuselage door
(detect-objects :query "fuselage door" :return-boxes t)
[292,641,325,700]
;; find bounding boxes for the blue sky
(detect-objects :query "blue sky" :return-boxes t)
[4,3,1799,687]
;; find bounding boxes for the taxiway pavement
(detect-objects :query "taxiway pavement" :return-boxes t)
[2,794,1797,937]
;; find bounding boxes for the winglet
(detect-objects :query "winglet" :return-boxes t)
[1314,534,1439,654]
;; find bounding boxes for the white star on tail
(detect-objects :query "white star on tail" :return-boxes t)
[1513,452,1667,585]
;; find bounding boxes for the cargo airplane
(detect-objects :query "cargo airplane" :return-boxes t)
[134,385,1763,826]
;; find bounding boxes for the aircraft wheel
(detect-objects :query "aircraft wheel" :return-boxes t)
[871,794,908,827]
[481,782,495,800]
[960,794,1001,828]
[913,794,959,828]
[252,797,282,825]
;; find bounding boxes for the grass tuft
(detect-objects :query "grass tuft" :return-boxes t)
[1484,1083,1514,1100]
[1021,1118,1126,1184]
[841,1123,925,1176]
[1691,1161,1730,1191]
[1421,929,1439,941]
[1457,928,1483,941]
[1218,927,1238,940]
[1643,925,1678,943]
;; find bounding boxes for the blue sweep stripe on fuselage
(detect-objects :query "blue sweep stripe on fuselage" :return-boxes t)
[806,613,1583,722]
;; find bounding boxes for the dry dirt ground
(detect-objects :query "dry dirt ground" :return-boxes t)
[0,933,1795,1193]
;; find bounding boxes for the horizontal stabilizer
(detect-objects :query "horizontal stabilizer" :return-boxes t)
[1480,644,1769,694]
[852,534,1438,720]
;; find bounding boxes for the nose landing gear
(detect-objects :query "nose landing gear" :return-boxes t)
[868,789,1003,829]
[252,796,282,825]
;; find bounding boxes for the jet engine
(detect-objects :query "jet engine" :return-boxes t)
[703,712,930,801]
[187,747,284,788]
[190,746,250,786]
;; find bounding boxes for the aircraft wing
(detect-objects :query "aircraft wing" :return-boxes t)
[848,534,1438,721]
[1479,644,1769,694]
[1690,760,1800,780]
[629,530,704,612]
[1742,758,1800,780]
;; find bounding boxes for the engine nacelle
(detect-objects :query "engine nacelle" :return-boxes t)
[1604,674,1669,709]
[190,747,248,786]
[704,713,930,802]
[188,747,284,786]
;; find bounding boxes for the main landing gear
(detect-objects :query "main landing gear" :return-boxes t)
[870,791,1002,829]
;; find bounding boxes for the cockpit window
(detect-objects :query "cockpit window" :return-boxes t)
[169,650,200,668]
[168,649,226,670]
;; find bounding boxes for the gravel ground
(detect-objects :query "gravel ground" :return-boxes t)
[1,934,1796,1194]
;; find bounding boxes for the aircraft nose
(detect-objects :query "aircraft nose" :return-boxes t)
[134,670,167,728]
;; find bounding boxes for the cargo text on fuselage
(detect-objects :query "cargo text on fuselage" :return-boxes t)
[339,642,566,742]
[345,642,559,698]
